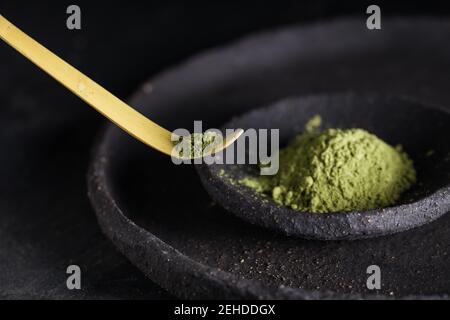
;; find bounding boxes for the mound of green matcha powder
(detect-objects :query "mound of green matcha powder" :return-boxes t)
[240,116,416,213]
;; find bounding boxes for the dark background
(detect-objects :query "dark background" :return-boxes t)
[0,0,449,299]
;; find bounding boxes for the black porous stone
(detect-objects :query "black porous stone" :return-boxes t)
[196,93,450,240]
[88,18,450,299]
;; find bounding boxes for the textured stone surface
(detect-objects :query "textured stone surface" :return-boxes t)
[89,19,450,299]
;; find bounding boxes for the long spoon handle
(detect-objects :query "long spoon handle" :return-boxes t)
[0,15,174,155]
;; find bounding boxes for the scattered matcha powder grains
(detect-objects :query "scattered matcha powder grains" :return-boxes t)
[174,131,220,158]
[239,116,416,213]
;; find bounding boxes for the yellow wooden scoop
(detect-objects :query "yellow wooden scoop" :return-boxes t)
[0,15,242,158]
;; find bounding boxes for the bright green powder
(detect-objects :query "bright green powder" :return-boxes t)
[240,116,416,213]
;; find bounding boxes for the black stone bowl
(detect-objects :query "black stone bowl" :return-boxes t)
[196,93,450,240]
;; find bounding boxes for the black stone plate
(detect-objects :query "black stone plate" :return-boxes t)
[196,93,450,240]
[88,18,450,299]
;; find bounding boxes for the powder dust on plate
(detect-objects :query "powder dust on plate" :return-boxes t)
[239,115,416,213]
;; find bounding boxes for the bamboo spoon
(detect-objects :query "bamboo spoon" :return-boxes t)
[0,15,243,159]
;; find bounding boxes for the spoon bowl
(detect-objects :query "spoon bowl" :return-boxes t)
[196,93,450,240]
